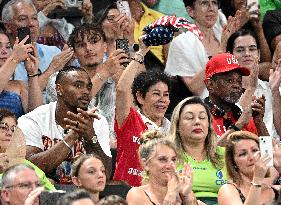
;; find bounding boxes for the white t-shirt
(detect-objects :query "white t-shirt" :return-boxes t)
[165,11,226,99]
[255,80,279,139]
[18,102,111,157]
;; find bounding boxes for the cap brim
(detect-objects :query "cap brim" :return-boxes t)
[236,67,251,76]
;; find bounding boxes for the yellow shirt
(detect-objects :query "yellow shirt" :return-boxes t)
[134,3,165,63]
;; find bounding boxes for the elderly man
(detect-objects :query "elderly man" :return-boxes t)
[204,53,269,137]
[18,65,111,184]
[0,164,42,205]
[2,0,73,91]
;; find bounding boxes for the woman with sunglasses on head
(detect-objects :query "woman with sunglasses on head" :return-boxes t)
[126,130,201,205]
[0,109,54,191]
[169,96,235,205]
[218,131,280,205]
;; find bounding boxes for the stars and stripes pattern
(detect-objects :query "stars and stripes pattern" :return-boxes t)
[142,15,203,46]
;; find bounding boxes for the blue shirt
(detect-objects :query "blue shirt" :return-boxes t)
[13,43,61,82]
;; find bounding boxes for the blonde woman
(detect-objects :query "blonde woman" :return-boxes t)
[169,96,225,205]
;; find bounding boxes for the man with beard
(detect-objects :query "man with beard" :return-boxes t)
[17,66,111,184]
[204,53,268,137]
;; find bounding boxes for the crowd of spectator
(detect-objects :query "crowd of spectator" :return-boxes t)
[0,0,281,204]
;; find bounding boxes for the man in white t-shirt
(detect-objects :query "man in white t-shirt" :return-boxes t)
[18,66,111,184]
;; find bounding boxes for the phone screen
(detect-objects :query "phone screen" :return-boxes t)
[17,27,31,44]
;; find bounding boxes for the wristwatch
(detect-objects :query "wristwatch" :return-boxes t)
[83,135,98,144]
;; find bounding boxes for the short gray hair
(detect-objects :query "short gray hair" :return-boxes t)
[1,164,36,188]
[2,0,37,22]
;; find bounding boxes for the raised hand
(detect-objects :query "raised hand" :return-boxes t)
[64,107,101,141]
[80,0,93,23]
[24,187,44,205]
[273,139,281,173]
[269,59,281,92]
[101,49,129,77]
[24,44,39,75]
[42,0,65,16]
[48,44,74,72]
[253,152,271,183]
[179,163,193,198]
[11,36,33,63]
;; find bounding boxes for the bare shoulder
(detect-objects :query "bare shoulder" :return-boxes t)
[126,186,149,205]
[218,183,243,205]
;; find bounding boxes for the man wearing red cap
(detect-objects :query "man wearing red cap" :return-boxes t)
[204,53,269,137]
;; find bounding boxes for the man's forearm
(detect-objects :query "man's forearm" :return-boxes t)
[38,66,56,91]
[254,119,269,136]
[27,133,78,174]
[83,141,112,179]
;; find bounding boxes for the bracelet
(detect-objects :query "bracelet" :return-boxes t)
[96,72,104,81]
[62,139,72,152]
[131,52,144,64]
[27,69,42,78]
[251,181,262,187]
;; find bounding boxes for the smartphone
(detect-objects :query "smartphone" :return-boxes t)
[259,136,273,167]
[116,0,132,19]
[247,0,259,18]
[17,27,31,44]
[116,39,129,67]
[39,190,66,205]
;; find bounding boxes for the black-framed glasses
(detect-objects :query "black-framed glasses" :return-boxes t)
[0,122,16,133]
[5,181,42,189]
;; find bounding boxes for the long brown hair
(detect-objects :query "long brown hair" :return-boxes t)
[225,131,259,185]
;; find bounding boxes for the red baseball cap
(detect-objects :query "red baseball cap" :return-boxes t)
[205,53,250,80]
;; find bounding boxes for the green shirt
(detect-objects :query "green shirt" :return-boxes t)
[0,160,55,191]
[179,147,227,198]
[260,0,281,20]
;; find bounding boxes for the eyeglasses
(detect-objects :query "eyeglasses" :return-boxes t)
[198,0,219,9]
[5,181,41,190]
[0,122,16,133]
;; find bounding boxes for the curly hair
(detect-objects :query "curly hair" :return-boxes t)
[68,23,106,49]
[169,96,224,169]
[131,70,171,108]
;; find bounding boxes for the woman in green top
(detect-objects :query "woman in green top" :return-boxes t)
[169,96,226,205]
[0,109,55,191]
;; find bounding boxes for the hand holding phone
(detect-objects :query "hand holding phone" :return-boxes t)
[17,27,31,44]
[116,39,129,67]
[259,136,273,167]
[247,0,259,18]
